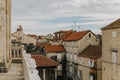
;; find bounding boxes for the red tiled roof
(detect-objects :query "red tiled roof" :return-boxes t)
[101,18,120,30]
[36,43,65,52]
[61,30,74,39]
[64,30,93,41]
[54,30,74,40]
[78,45,102,58]
[32,55,59,67]
[45,44,65,52]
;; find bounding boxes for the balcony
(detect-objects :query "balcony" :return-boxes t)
[0,46,41,80]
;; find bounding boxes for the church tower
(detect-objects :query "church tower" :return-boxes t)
[0,0,11,72]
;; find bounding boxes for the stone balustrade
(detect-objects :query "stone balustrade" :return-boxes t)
[22,46,41,80]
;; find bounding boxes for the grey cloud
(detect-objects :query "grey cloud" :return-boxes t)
[12,0,120,35]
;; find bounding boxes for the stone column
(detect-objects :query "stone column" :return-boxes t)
[55,68,57,80]
[43,69,46,80]
[13,50,15,58]
[17,49,19,57]
[6,0,11,63]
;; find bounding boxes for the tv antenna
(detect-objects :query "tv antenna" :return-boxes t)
[78,25,80,31]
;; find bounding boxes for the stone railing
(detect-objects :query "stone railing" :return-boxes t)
[22,46,41,80]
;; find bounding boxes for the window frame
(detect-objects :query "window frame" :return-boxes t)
[112,31,116,37]
[112,51,117,63]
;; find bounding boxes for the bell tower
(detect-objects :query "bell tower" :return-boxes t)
[0,0,11,72]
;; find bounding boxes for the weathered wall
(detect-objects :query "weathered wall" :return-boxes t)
[0,0,11,65]
[102,28,120,80]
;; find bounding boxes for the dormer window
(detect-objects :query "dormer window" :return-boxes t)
[112,31,116,37]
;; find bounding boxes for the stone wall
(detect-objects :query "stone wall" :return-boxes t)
[78,57,90,80]
[102,28,120,80]
[78,57,102,80]
[63,31,98,55]
[0,0,11,71]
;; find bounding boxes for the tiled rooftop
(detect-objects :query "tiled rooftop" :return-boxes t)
[32,55,59,67]
[45,44,65,52]
[64,30,90,41]
[78,45,102,58]
[36,43,65,52]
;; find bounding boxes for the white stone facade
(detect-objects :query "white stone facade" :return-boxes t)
[12,25,36,45]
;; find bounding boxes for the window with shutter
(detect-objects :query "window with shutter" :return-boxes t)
[112,51,117,63]
[57,53,61,62]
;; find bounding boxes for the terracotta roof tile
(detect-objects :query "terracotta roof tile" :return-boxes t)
[61,30,73,39]
[64,30,92,41]
[36,43,65,52]
[44,44,65,52]
[54,30,74,40]
[78,45,102,58]
[101,18,120,30]
[32,55,59,67]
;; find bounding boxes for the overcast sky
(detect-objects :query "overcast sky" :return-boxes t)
[12,0,120,35]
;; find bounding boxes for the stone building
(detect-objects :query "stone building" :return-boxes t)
[36,43,66,80]
[49,30,73,45]
[27,34,38,39]
[37,35,48,43]
[11,25,37,62]
[63,30,99,80]
[101,19,120,80]
[45,44,66,80]
[12,25,36,45]
[0,0,11,72]
[78,45,102,80]
[11,35,22,60]
[32,54,59,80]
